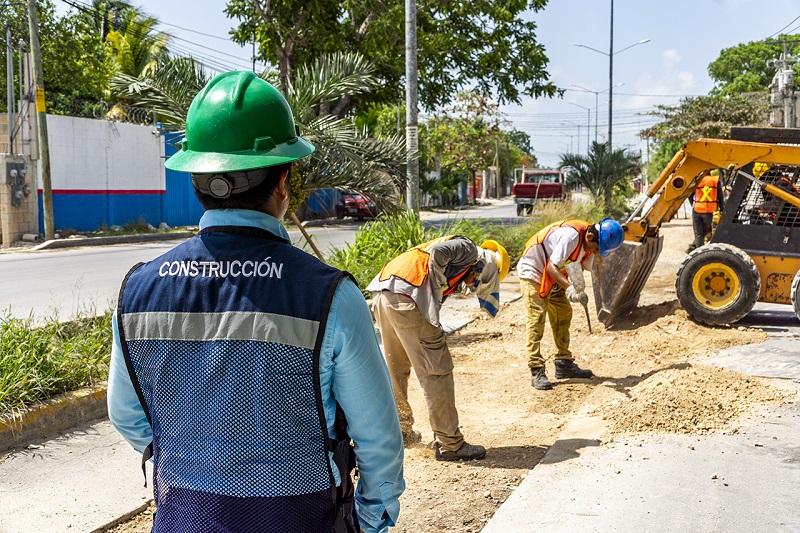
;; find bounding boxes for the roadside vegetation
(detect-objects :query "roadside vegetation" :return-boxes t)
[328,201,601,291]
[0,312,112,416]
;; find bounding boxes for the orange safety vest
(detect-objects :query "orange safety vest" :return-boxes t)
[523,219,591,297]
[378,236,472,297]
[693,174,719,214]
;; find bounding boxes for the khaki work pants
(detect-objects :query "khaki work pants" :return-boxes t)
[372,291,464,451]
[519,278,574,369]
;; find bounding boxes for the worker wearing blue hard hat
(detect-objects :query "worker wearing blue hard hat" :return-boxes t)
[517,218,625,390]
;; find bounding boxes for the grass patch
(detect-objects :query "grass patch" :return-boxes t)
[328,201,604,291]
[0,312,112,416]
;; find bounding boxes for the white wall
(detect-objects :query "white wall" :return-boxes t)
[40,115,164,192]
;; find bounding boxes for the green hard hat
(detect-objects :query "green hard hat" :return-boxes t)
[164,70,314,174]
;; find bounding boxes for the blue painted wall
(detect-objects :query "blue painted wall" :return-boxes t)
[38,132,204,232]
[38,191,164,232]
[162,132,204,227]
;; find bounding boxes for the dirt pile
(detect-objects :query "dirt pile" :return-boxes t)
[591,364,793,436]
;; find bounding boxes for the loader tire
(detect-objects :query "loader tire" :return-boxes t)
[675,243,760,326]
[790,270,800,322]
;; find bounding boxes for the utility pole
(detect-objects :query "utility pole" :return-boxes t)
[405,0,419,213]
[27,0,54,240]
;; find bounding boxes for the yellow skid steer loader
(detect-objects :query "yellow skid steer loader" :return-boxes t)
[593,127,800,326]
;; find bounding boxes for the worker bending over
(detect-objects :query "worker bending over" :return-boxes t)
[367,236,509,461]
[518,219,624,390]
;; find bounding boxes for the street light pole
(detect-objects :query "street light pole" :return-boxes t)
[564,120,581,154]
[572,19,649,149]
[608,0,614,147]
[568,102,591,150]
[572,83,622,144]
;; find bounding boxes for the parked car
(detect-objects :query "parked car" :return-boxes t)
[335,191,379,219]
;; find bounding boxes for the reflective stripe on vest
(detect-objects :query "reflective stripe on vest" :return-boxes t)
[523,220,590,297]
[694,174,719,213]
[118,226,345,530]
[378,235,471,296]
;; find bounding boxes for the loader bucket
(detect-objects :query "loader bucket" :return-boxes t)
[590,236,664,326]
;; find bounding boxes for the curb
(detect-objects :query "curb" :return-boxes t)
[90,501,154,533]
[0,384,109,453]
[32,231,194,250]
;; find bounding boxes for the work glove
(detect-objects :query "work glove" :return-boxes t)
[712,210,721,225]
[566,285,585,304]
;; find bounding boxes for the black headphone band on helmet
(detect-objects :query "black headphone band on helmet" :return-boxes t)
[191,168,271,199]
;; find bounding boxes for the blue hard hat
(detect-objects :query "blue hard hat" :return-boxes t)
[597,218,624,257]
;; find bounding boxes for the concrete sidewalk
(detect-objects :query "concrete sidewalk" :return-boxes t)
[0,273,522,533]
[483,308,800,533]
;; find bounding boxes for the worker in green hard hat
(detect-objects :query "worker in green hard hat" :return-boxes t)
[108,71,404,533]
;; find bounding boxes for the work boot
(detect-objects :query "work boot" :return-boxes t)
[531,367,552,390]
[554,359,594,379]
[434,441,486,462]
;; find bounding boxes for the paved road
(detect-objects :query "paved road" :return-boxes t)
[0,200,518,320]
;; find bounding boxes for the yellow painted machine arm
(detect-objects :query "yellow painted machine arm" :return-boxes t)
[625,138,800,242]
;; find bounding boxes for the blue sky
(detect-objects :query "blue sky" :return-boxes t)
[60,0,800,168]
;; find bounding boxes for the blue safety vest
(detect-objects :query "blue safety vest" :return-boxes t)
[118,225,346,532]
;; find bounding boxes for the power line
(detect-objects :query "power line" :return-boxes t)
[57,0,261,73]
[767,14,800,39]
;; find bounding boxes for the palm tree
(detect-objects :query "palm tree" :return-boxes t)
[560,141,642,212]
[109,52,405,257]
[105,10,170,78]
[83,0,133,41]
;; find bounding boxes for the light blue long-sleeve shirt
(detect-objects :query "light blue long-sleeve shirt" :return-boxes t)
[107,208,405,532]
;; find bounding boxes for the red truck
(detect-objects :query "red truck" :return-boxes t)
[513,169,569,216]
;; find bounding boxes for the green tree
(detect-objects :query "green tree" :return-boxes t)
[0,1,112,115]
[82,0,134,40]
[112,52,405,215]
[225,0,559,112]
[507,129,533,155]
[639,93,768,179]
[640,94,768,144]
[423,91,506,202]
[105,9,170,78]
[560,141,641,214]
[708,36,800,95]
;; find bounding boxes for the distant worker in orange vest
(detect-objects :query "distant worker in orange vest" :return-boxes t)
[688,169,724,253]
[517,219,624,390]
[367,236,509,462]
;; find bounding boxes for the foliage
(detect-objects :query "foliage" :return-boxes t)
[105,9,170,78]
[506,129,533,154]
[645,139,683,187]
[113,52,405,214]
[0,1,113,115]
[424,91,505,185]
[0,312,112,415]
[328,202,603,291]
[225,0,560,112]
[639,94,769,144]
[560,141,642,214]
[328,211,490,291]
[110,57,209,124]
[708,36,800,96]
[80,0,135,40]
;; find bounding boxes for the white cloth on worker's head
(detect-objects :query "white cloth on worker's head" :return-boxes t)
[473,247,501,318]
[517,226,590,284]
